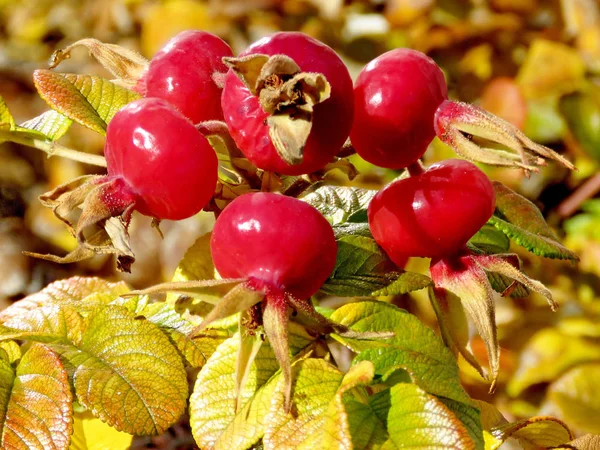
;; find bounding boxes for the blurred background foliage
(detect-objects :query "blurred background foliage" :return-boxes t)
[0,0,599,446]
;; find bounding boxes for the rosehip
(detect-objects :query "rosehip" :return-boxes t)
[105,97,218,220]
[221,32,354,175]
[368,159,495,264]
[210,192,337,299]
[351,48,447,169]
[140,30,233,123]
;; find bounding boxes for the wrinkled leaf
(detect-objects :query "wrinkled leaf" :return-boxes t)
[264,358,343,450]
[0,344,72,450]
[322,235,431,297]
[490,182,579,260]
[20,110,73,141]
[33,70,140,135]
[553,434,600,450]
[190,325,314,449]
[43,305,189,435]
[302,186,377,225]
[492,416,573,449]
[467,224,510,255]
[331,301,471,405]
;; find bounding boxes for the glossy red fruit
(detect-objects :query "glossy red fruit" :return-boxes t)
[351,48,447,169]
[211,192,337,299]
[221,32,354,175]
[368,159,495,264]
[105,97,218,220]
[140,30,233,123]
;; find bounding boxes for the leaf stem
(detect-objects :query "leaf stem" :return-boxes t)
[0,131,107,167]
[407,160,425,177]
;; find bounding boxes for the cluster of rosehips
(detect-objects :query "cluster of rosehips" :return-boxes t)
[103,30,495,300]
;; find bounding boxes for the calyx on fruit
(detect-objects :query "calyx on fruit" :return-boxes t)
[435,100,576,175]
[224,54,331,166]
[429,251,556,389]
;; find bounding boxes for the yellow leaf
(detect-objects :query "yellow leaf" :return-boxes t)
[69,412,133,450]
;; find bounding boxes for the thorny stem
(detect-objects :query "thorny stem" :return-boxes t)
[0,131,107,167]
[407,160,426,177]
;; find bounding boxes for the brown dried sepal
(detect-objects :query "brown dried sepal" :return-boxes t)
[224,54,331,166]
[49,38,149,89]
[24,175,137,272]
[434,100,576,176]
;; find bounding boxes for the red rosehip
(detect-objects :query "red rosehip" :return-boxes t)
[140,30,233,123]
[210,192,337,299]
[221,32,354,175]
[105,97,218,220]
[368,159,495,264]
[351,48,447,169]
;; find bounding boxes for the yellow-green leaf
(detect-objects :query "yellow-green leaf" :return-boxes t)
[33,70,140,135]
[0,96,16,129]
[69,412,133,450]
[553,434,600,450]
[0,344,72,450]
[264,358,343,450]
[53,305,188,435]
[20,110,73,141]
[0,341,21,364]
[544,363,600,434]
[190,325,314,449]
[0,277,129,323]
[331,301,471,405]
[301,186,377,225]
[508,328,600,397]
[385,383,475,449]
[492,417,573,449]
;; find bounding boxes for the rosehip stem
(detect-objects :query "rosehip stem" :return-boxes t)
[0,130,107,167]
[407,160,425,177]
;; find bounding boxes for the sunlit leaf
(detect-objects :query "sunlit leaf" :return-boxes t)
[544,363,600,434]
[322,235,431,297]
[0,341,21,364]
[492,416,573,449]
[508,328,600,397]
[190,325,314,449]
[69,412,133,450]
[33,70,140,135]
[467,224,510,255]
[552,434,600,450]
[264,358,343,450]
[490,182,579,260]
[20,110,73,141]
[301,186,377,225]
[52,305,188,435]
[0,344,72,450]
[330,301,471,405]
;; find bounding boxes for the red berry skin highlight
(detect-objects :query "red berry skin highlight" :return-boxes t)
[142,30,233,123]
[351,48,447,169]
[221,32,354,175]
[210,192,337,300]
[105,97,218,221]
[368,159,495,264]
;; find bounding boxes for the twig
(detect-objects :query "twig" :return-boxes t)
[557,172,600,218]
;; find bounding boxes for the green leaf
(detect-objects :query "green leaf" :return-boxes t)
[190,325,314,449]
[264,358,343,450]
[0,341,21,364]
[508,328,600,397]
[385,383,475,449]
[560,91,600,161]
[489,182,578,260]
[467,224,510,255]
[0,344,72,450]
[330,301,471,405]
[33,70,141,135]
[439,398,484,450]
[322,235,431,297]
[544,363,600,434]
[301,186,377,225]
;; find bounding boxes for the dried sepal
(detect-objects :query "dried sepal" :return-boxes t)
[430,252,557,389]
[24,175,137,271]
[224,54,331,166]
[435,100,576,176]
[49,38,149,87]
